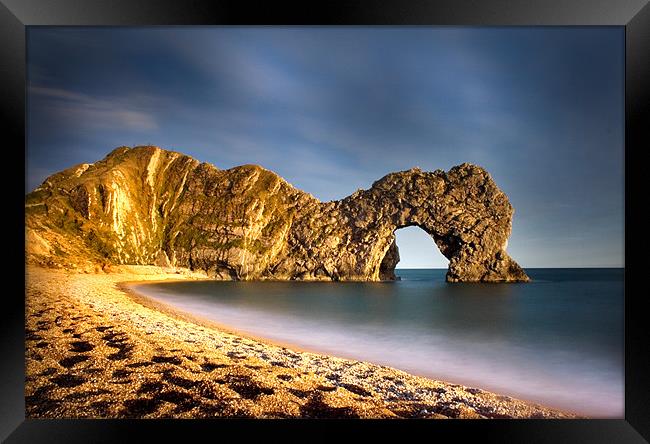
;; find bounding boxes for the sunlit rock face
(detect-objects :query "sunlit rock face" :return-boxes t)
[26,146,529,282]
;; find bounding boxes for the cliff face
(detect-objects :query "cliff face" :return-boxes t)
[25,146,529,282]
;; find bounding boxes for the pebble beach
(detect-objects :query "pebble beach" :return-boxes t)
[25,265,577,419]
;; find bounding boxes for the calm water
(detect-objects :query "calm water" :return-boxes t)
[132,268,624,417]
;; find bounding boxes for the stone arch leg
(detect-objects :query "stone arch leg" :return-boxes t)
[441,242,529,283]
[378,239,400,280]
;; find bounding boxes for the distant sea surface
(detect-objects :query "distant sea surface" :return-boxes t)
[132,268,624,417]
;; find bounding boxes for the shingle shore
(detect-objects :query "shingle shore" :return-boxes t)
[25,265,576,419]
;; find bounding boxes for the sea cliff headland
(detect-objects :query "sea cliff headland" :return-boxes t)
[24,146,549,418]
[26,145,528,283]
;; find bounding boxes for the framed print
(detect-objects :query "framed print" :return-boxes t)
[3,0,649,442]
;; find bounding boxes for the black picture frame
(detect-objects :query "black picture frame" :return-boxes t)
[4,0,649,442]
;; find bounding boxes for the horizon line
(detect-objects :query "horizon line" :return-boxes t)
[395,266,625,270]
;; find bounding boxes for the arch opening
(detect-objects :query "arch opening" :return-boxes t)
[379,226,449,280]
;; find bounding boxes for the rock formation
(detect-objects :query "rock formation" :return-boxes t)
[25,146,529,282]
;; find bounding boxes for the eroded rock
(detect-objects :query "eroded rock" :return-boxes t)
[26,146,529,282]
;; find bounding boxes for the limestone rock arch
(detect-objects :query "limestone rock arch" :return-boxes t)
[26,146,529,282]
[282,163,530,282]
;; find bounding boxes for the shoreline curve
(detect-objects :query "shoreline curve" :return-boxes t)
[25,265,578,419]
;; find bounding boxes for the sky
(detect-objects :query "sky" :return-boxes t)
[26,27,624,268]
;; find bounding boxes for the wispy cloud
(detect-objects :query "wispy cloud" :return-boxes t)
[29,86,159,131]
[26,27,624,267]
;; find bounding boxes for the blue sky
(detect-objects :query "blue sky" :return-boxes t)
[26,27,624,268]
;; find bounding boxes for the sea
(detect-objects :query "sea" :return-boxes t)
[131,268,624,418]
